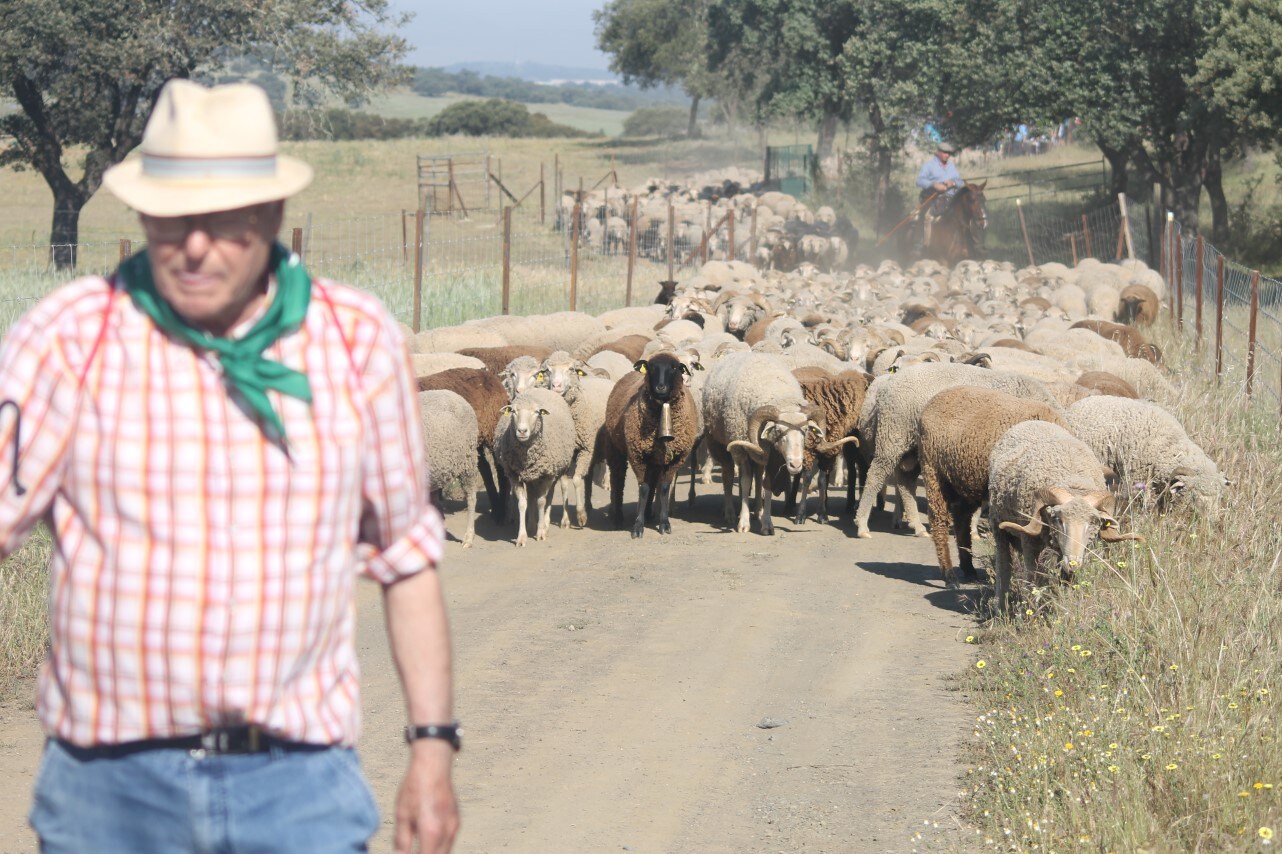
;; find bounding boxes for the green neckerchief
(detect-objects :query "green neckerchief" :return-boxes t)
[119,242,313,441]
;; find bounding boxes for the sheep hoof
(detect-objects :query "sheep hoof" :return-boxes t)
[913,527,930,538]
[817,512,829,525]
[577,511,588,528]
[792,511,807,526]
[761,522,775,536]
[945,577,960,590]
[856,529,873,539]
[631,524,645,539]
[559,516,570,529]
[735,522,750,534]
[657,520,672,535]
[516,537,527,547]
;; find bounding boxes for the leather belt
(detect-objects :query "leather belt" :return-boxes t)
[56,726,329,759]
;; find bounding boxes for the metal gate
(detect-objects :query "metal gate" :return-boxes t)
[764,145,814,196]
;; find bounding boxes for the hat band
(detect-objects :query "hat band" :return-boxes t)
[142,153,278,180]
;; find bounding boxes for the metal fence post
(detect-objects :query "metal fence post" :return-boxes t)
[502,205,512,316]
[1215,254,1225,379]
[1246,269,1260,399]
[1165,213,1175,326]
[1175,228,1184,328]
[625,196,638,307]
[1016,199,1035,266]
[118,239,131,262]
[749,203,759,263]
[667,201,676,283]
[702,206,711,265]
[401,209,409,264]
[570,202,580,312]
[1195,235,1204,350]
[413,208,424,332]
[539,163,546,225]
[291,227,303,258]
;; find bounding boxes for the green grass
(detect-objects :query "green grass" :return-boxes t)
[0,525,50,703]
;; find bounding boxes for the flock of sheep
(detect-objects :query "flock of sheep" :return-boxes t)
[559,168,858,273]
[404,247,1225,613]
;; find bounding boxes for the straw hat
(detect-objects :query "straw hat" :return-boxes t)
[103,79,312,217]
[936,142,957,154]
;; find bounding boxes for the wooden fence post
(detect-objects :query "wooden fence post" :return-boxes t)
[749,203,759,263]
[570,202,580,312]
[484,154,491,210]
[1117,193,1134,259]
[1194,235,1204,350]
[539,163,546,225]
[1215,254,1225,379]
[1175,227,1184,328]
[412,208,425,332]
[1165,213,1175,326]
[1069,234,1079,266]
[625,196,638,307]
[401,209,409,264]
[702,206,711,265]
[1081,214,1092,258]
[502,205,512,316]
[118,239,131,262]
[1016,199,1035,266]
[1246,269,1260,399]
[291,227,303,258]
[727,208,736,262]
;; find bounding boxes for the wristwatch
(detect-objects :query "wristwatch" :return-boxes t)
[404,722,462,752]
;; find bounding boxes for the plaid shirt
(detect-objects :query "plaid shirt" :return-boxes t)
[0,274,443,747]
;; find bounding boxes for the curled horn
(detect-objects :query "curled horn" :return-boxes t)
[998,492,1050,537]
[817,434,860,454]
[748,291,772,311]
[711,290,739,314]
[1083,490,1116,513]
[744,404,782,446]
[727,439,767,463]
[1099,522,1145,543]
[1041,486,1076,507]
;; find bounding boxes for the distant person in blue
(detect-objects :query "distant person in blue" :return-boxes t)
[913,141,964,255]
[1014,122,1029,156]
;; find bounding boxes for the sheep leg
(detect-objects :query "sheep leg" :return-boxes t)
[736,456,753,534]
[792,470,816,526]
[496,465,511,524]
[608,452,628,529]
[1017,536,1042,603]
[514,481,530,547]
[755,465,775,536]
[843,442,862,515]
[923,465,959,588]
[535,480,552,542]
[559,474,574,529]
[632,480,650,539]
[657,469,676,535]
[893,471,929,537]
[577,471,591,528]
[816,467,831,525]
[955,502,981,582]
[462,471,476,549]
[992,527,1014,615]
[784,473,800,515]
[854,454,899,538]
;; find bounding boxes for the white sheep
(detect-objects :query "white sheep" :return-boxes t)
[1065,395,1227,510]
[494,388,577,546]
[418,390,479,548]
[537,351,615,528]
[988,420,1142,613]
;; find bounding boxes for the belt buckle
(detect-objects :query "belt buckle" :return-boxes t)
[194,725,262,757]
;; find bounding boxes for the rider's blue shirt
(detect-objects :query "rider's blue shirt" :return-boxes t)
[916,156,964,197]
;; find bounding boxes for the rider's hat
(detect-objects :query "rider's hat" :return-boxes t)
[936,142,957,154]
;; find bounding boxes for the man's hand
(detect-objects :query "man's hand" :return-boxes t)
[394,740,459,853]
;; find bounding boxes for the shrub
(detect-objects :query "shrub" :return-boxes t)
[424,98,598,139]
[278,108,424,141]
[621,106,689,139]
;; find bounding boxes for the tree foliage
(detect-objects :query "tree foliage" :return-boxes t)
[423,99,598,139]
[0,0,410,267]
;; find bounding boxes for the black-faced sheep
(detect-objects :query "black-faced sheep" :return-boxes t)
[418,389,480,548]
[988,420,1143,613]
[702,351,819,535]
[601,352,700,538]
[1116,284,1160,327]
[919,387,1068,588]
[494,388,576,547]
[1065,395,1228,510]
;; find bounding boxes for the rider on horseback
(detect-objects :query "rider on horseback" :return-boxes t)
[913,141,964,255]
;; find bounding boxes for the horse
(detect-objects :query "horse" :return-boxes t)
[927,182,988,266]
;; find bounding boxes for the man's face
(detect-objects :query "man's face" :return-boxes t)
[937,150,951,164]
[141,202,284,336]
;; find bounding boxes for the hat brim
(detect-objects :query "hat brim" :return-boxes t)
[102,155,313,217]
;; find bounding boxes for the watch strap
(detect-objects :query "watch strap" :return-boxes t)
[404,722,462,752]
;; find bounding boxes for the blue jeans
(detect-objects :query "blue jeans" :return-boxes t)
[29,738,380,853]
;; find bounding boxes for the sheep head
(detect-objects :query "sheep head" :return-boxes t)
[633,352,689,404]
[728,403,821,476]
[500,403,550,444]
[999,486,1140,580]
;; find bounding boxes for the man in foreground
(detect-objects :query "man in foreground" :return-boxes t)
[0,79,458,853]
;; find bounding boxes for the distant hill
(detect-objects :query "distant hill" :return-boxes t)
[413,67,688,112]
[443,61,616,84]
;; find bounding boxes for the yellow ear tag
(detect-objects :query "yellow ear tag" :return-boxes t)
[638,364,647,373]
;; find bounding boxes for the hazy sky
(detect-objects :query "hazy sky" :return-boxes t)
[390,0,612,70]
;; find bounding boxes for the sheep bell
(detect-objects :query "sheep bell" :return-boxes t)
[658,402,674,440]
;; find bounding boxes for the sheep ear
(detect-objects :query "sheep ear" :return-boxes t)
[634,360,648,374]
[500,405,513,416]
[589,367,612,379]
[537,408,550,417]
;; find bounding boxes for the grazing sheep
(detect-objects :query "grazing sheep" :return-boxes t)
[458,344,554,377]
[494,388,577,546]
[919,387,1067,588]
[1074,371,1139,399]
[418,367,511,522]
[537,351,614,528]
[702,351,817,535]
[1116,284,1159,326]
[852,362,1062,539]
[1071,354,1176,402]
[988,420,1142,613]
[418,390,480,548]
[1070,319,1161,363]
[1065,395,1228,510]
[601,352,700,538]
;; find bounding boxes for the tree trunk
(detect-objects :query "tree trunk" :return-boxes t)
[1205,149,1229,245]
[49,185,90,271]
[686,94,701,139]
[816,112,839,162]
[1097,141,1132,197]
[867,103,892,235]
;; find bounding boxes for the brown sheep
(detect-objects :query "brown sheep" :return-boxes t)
[1070,319,1162,363]
[1074,371,1139,399]
[1020,296,1053,312]
[782,369,869,524]
[418,367,512,522]
[743,311,787,346]
[919,386,1068,588]
[457,344,553,376]
[600,352,700,538]
[1116,284,1159,326]
[989,338,1037,353]
[590,334,652,363]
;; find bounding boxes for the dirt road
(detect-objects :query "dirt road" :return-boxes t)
[0,486,981,853]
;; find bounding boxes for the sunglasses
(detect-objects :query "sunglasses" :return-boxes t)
[142,207,266,244]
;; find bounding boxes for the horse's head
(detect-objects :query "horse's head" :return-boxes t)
[958,182,988,230]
